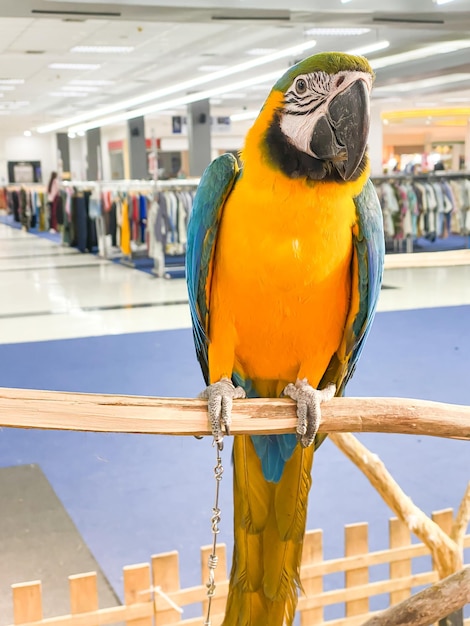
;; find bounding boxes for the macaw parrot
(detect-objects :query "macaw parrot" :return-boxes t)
[186,51,384,626]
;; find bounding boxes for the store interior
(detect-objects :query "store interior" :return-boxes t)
[0,1,469,624]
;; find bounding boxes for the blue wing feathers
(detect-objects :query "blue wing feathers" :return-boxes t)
[186,153,239,383]
[343,178,385,390]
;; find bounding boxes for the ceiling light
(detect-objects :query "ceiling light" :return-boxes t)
[370,40,470,69]
[347,41,390,56]
[0,86,15,91]
[305,27,370,36]
[341,0,353,3]
[230,110,260,122]
[0,101,29,108]
[198,65,227,72]
[23,130,32,137]
[68,69,284,133]
[434,0,456,4]
[62,85,100,92]
[67,132,76,138]
[50,91,88,98]
[382,119,389,125]
[443,96,470,103]
[246,48,277,56]
[374,73,470,92]
[71,45,134,53]
[77,131,85,136]
[38,39,317,133]
[70,79,115,86]
[221,92,248,99]
[48,63,101,70]
[0,79,24,84]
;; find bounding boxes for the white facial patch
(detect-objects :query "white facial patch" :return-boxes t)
[279,70,372,158]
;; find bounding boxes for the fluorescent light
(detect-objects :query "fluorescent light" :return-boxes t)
[246,48,276,56]
[220,92,248,99]
[0,86,15,91]
[48,63,101,70]
[70,79,114,86]
[0,100,29,108]
[62,85,100,92]
[370,39,470,69]
[230,110,260,122]
[23,130,32,137]
[67,132,76,138]
[37,39,316,133]
[443,96,470,102]
[0,79,24,84]
[434,0,456,4]
[198,65,227,72]
[68,69,283,133]
[341,0,353,3]
[374,73,470,93]
[347,40,390,56]
[50,91,88,98]
[71,45,134,54]
[306,27,370,36]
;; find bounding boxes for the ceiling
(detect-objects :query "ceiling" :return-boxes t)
[0,0,469,135]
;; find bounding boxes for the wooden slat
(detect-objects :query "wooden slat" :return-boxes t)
[69,573,98,614]
[0,387,469,440]
[123,564,152,626]
[12,581,42,624]
[6,603,153,626]
[345,523,369,616]
[298,571,438,610]
[301,542,429,578]
[152,551,181,625]
[300,530,323,626]
[432,508,454,537]
[389,517,412,604]
[200,543,227,620]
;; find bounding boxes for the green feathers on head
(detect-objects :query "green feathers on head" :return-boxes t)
[273,52,375,93]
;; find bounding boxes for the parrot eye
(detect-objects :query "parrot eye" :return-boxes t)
[295,78,307,95]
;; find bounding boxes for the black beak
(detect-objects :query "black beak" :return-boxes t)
[309,79,370,181]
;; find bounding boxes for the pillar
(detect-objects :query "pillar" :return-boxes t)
[56,133,70,179]
[86,127,102,181]
[187,99,211,177]
[368,103,383,176]
[127,116,148,179]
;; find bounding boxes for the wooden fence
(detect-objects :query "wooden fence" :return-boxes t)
[6,508,469,626]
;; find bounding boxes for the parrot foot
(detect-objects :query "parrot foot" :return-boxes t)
[283,379,336,448]
[199,377,246,449]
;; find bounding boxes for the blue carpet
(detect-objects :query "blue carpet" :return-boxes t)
[0,214,62,244]
[414,234,469,252]
[0,307,468,617]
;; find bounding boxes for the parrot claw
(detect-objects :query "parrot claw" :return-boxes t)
[283,379,336,448]
[199,377,246,449]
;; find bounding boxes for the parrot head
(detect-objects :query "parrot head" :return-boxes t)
[255,52,374,182]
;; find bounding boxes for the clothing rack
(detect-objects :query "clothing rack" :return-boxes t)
[372,171,470,253]
[63,178,200,277]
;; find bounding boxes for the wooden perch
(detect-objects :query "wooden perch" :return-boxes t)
[329,432,465,578]
[361,567,470,626]
[0,387,469,439]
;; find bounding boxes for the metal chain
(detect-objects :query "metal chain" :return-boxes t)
[204,440,224,626]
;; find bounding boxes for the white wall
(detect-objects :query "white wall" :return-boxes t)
[0,133,56,185]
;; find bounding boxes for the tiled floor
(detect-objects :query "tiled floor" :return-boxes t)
[2,222,470,345]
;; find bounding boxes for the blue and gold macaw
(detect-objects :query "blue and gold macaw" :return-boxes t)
[186,52,384,625]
